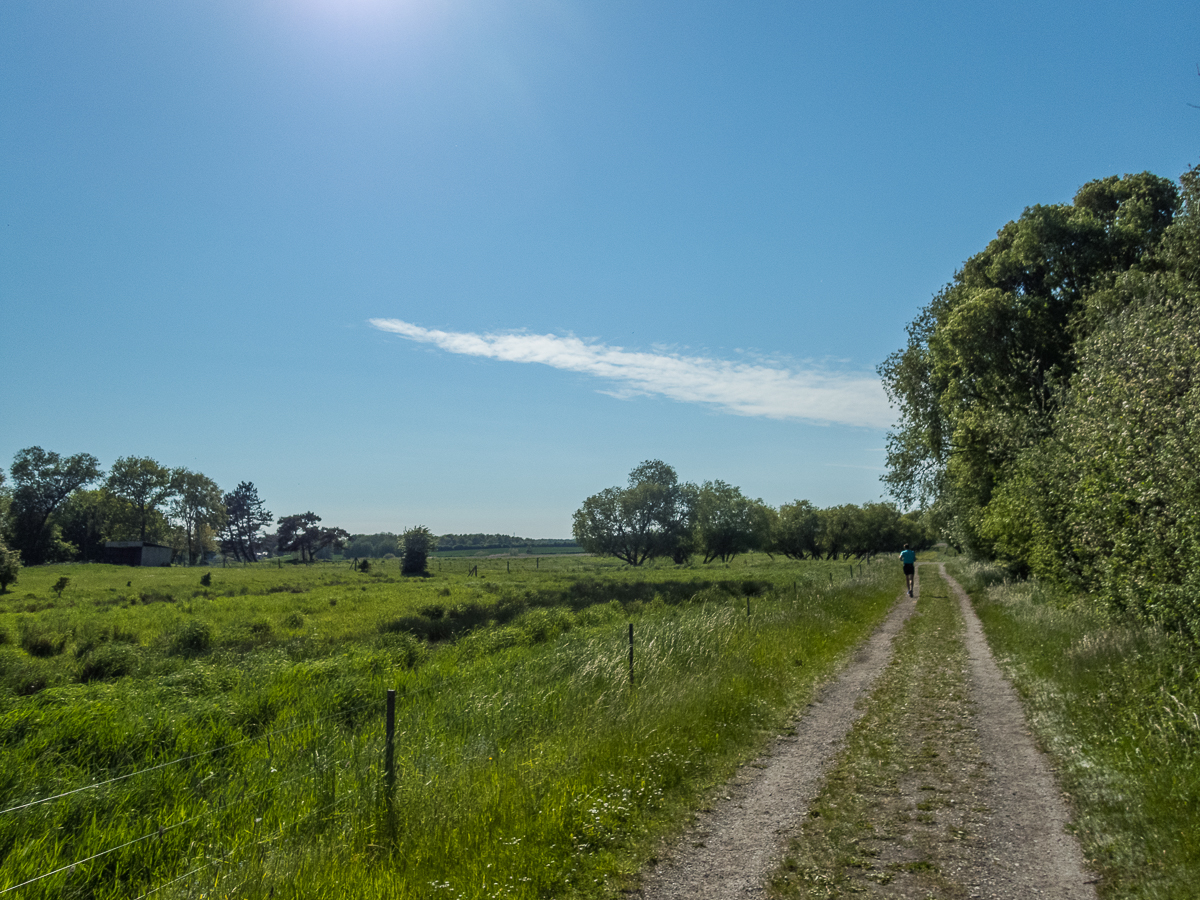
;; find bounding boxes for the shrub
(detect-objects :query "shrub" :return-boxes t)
[401,526,436,576]
[200,572,212,587]
[51,577,70,598]
[0,539,20,592]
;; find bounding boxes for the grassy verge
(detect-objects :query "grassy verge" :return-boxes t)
[0,555,900,899]
[950,560,1200,900]
[770,567,985,900]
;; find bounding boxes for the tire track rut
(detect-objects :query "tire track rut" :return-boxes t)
[637,564,1098,900]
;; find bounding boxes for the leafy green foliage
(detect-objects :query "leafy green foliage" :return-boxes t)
[572,460,695,566]
[401,525,436,576]
[882,162,1200,639]
[168,468,226,565]
[105,456,175,543]
[277,512,349,563]
[9,446,102,564]
[0,537,19,592]
[219,481,272,562]
[693,480,772,563]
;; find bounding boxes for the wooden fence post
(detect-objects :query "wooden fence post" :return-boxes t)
[385,689,396,794]
[628,623,634,687]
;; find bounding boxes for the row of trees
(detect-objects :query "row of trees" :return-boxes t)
[572,461,931,566]
[0,449,353,573]
[880,162,1200,640]
[0,449,229,566]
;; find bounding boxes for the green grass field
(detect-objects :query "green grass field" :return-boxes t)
[0,554,899,899]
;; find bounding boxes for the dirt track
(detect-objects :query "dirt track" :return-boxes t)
[637,563,1098,900]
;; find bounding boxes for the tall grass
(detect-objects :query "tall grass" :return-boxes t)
[1,555,900,899]
[950,560,1200,900]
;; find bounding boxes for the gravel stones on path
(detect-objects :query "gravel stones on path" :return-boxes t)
[636,564,1098,900]
[636,580,919,899]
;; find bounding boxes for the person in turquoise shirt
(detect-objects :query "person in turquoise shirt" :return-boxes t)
[899,544,916,597]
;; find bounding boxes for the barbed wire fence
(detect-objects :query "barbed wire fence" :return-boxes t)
[0,565,887,898]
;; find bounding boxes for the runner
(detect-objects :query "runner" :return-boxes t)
[899,543,916,597]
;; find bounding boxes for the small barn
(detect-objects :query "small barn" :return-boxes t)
[104,541,174,567]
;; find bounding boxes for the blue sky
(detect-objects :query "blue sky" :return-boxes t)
[3,0,1198,537]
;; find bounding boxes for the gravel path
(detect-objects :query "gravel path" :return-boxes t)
[637,579,920,899]
[637,564,1099,900]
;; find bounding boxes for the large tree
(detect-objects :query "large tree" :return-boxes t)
[105,456,176,542]
[879,172,1179,554]
[277,512,349,563]
[169,470,227,565]
[693,480,772,564]
[219,482,273,562]
[770,499,821,560]
[9,447,102,564]
[572,460,695,566]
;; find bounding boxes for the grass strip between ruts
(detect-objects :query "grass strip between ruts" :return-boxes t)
[770,566,989,900]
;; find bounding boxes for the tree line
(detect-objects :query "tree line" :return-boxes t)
[0,449,351,578]
[880,161,1200,641]
[572,460,931,567]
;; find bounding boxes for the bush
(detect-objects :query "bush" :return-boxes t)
[200,572,212,587]
[402,526,436,576]
[0,539,20,592]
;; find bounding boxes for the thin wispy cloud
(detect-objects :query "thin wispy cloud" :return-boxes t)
[369,318,892,428]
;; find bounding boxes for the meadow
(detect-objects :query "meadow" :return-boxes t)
[0,553,900,899]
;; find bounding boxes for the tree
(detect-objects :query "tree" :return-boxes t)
[401,526,436,576]
[105,456,176,542]
[771,500,821,560]
[169,470,227,565]
[54,488,126,562]
[816,504,862,559]
[0,535,20,592]
[10,447,102,564]
[693,480,772,563]
[277,512,349,563]
[879,172,1179,554]
[572,461,695,566]
[219,482,273,562]
[277,512,321,562]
